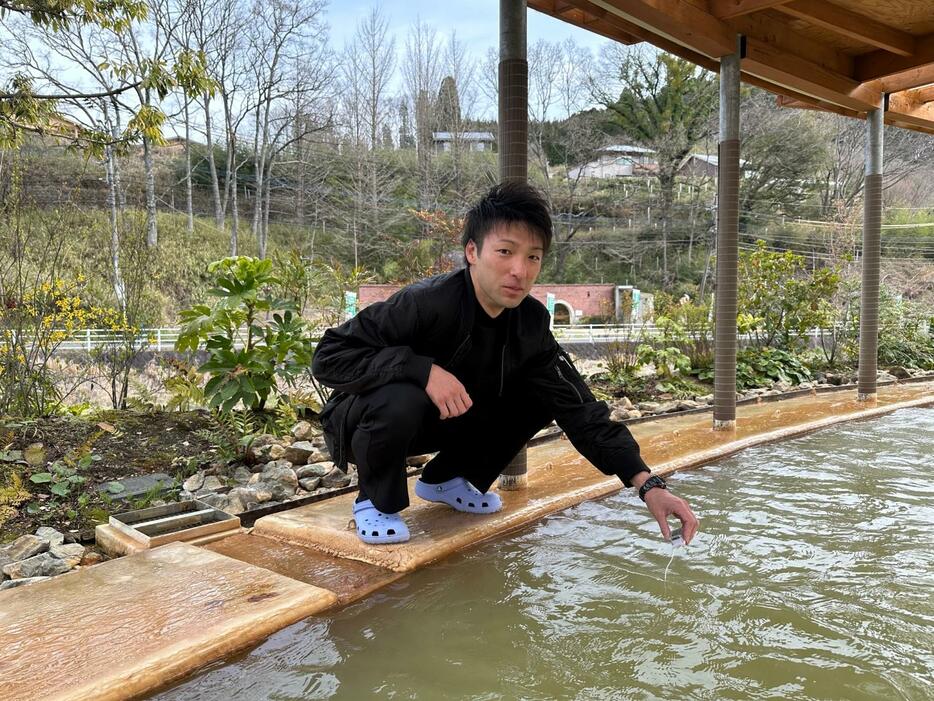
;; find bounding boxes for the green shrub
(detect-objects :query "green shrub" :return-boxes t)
[176,256,315,412]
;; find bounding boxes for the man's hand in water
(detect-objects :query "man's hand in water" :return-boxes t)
[426,364,473,419]
[632,473,699,544]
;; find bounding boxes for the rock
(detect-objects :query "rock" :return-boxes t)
[771,380,793,392]
[202,475,225,492]
[3,552,72,579]
[406,454,431,467]
[637,401,661,413]
[657,392,674,401]
[1,534,48,562]
[79,551,104,567]
[696,394,713,404]
[267,444,287,460]
[677,400,702,411]
[610,408,627,422]
[656,401,681,414]
[282,441,314,465]
[182,473,205,492]
[50,543,85,565]
[291,421,314,441]
[296,462,333,479]
[196,493,230,511]
[321,468,351,489]
[252,462,298,501]
[619,396,634,410]
[627,409,643,419]
[282,441,327,466]
[250,434,279,450]
[231,466,252,483]
[877,371,897,382]
[23,443,46,467]
[0,576,50,591]
[299,477,321,491]
[224,487,264,515]
[35,526,65,546]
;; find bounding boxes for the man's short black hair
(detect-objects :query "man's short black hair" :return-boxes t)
[461,181,553,257]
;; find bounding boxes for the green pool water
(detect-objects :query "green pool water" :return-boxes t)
[152,407,934,700]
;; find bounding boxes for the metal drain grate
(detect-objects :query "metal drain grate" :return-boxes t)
[109,499,240,548]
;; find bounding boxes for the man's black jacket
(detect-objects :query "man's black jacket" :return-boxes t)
[311,267,650,485]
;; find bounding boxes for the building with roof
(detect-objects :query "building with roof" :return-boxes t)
[568,144,658,179]
[432,131,496,153]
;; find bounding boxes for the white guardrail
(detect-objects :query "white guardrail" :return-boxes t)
[47,324,658,352]
[48,324,852,352]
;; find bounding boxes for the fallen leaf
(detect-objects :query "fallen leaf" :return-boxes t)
[97,422,116,433]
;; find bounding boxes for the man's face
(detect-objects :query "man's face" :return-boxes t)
[465,222,544,318]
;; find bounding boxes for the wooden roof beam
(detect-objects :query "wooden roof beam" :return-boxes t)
[593,0,736,57]
[709,0,792,20]
[549,1,642,44]
[776,1,915,58]
[742,39,881,112]
[855,32,934,82]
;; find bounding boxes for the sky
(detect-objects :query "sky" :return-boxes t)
[323,1,615,119]
[325,0,611,61]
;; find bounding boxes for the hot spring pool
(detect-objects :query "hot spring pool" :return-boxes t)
[151,407,934,700]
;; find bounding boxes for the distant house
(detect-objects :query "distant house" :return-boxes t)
[432,131,495,153]
[678,153,749,178]
[568,144,657,179]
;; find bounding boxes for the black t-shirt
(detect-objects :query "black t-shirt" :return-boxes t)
[457,301,508,404]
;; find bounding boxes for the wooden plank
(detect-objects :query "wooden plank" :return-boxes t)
[777,1,915,57]
[769,83,862,118]
[534,0,720,68]
[888,90,934,117]
[710,0,793,19]
[732,10,854,76]
[743,39,880,111]
[593,0,736,57]
[855,32,934,82]
[875,64,934,96]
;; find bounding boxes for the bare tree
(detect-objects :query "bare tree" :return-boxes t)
[401,19,443,209]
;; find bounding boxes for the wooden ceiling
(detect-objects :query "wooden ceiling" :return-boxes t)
[527,0,934,135]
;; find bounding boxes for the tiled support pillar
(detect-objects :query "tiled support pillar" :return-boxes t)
[858,106,884,401]
[498,0,529,490]
[498,0,527,184]
[713,39,742,431]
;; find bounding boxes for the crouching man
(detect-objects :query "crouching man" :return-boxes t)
[312,182,698,545]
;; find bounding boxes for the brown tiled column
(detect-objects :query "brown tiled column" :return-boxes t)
[498,0,529,489]
[858,106,884,401]
[498,0,527,184]
[713,39,742,430]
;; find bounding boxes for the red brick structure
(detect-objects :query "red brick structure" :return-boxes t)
[357,281,644,323]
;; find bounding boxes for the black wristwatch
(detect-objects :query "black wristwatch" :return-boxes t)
[638,474,667,502]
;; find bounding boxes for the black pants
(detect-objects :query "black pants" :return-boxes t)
[344,382,552,513]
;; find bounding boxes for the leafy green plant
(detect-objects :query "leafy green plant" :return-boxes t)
[735,241,840,350]
[636,344,691,379]
[176,256,316,412]
[29,453,98,498]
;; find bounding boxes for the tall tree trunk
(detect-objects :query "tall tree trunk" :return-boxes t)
[230,161,240,256]
[142,136,158,247]
[203,94,223,230]
[184,100,194,235]
[260,160,273,259]
[104,146,125,310]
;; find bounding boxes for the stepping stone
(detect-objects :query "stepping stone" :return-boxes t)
[0,542,336,701]
[97,473,176,501]
[254,441,621,573]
